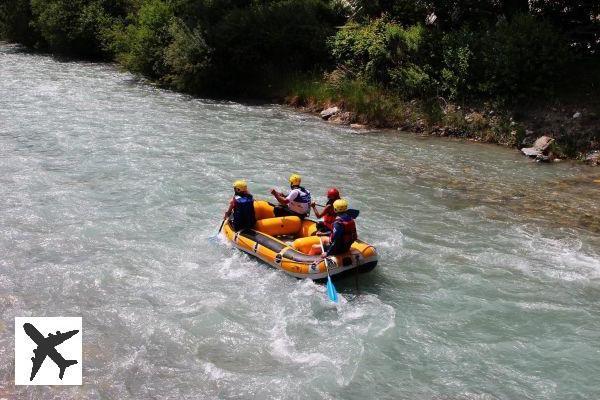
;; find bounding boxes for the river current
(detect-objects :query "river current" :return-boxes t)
[1,44,599,399]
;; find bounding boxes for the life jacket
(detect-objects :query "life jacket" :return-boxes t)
[322,199,336,230]
[295,186,311,204]
[289,185,311,215]
[329,214,357,254]
[232,193,256,231]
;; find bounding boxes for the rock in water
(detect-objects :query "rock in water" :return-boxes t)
[320,106,339,120]
[521,135,555,158]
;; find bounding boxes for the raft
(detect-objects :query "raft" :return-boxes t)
[222,201,378,280]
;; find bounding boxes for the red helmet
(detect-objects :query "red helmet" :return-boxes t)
[327,188,340,199]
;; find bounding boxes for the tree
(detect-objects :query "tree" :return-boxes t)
[0,0,38,46]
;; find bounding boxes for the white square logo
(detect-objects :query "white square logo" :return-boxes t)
[15,317,82,385]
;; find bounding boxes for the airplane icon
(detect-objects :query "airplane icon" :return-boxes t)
[23,323,79,381]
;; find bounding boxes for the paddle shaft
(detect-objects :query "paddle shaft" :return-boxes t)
[318,235,327,258]
[217,217,226,235]
[319,236,338,303]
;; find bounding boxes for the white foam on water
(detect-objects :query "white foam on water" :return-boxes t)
[201,361,235,381]
[268,322,332,367]
[511,225,600,282]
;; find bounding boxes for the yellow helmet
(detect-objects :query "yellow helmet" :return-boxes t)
[333,198,349,213]
[233,180,247,191]
[289,174,301,186]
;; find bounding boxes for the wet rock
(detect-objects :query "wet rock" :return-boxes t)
[350,123,367,130]
[521,135,554,158]
[415,119,426,133]
[329,111,352,125]
[585,151,600,166]
[320,106,339,120]
[535,154,553,163]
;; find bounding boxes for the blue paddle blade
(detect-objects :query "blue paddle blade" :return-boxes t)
[326,276,338,303]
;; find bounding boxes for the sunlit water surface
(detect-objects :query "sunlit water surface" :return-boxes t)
[1,44,599,399]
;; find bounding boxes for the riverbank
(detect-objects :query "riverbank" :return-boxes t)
[2,1,599,163]
[3,39,598,164]
[280,71,600,164]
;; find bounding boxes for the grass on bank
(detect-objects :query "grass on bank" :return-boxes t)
[282,74,526,148]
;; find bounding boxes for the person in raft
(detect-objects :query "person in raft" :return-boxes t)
[270,174,311,219]
[224,180,256,231]
[318,198,358,258]
[310,187,340,234]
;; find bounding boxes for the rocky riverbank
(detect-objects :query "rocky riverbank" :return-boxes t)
[285,85,600,165]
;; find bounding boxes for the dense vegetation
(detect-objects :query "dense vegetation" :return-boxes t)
[1,0,341,95]
[2,1,599,153]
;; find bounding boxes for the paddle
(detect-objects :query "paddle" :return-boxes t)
[217,217,226,235]
[315,203,360,219]
[319,236,338,303]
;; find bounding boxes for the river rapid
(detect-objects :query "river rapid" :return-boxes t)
[1,44,599,399]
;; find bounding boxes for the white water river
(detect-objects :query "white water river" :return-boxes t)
[1,44,599,399]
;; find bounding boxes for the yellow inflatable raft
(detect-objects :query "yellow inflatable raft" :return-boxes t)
[222,201,378,280]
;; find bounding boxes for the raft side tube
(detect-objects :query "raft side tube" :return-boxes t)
[292,236,321,254]
[254,216,302,237]
[254,200,275,220]
[298,219,318,237]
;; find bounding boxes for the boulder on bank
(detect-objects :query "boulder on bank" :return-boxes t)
[329,111,352,125]
[521,135,555,158]
[585,151,600,166]
[320,106,339,120]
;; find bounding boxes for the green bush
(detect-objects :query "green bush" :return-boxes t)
[2,0,579,106]
[108,0,337,94]
[329,15,572,103]
[478,14,570,101]
[112,0,174,78]
[29,0,122,57]
[163,19,212,93]
[438,28,478,100]
[329,18,434,96]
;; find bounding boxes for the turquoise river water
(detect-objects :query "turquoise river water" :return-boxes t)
[1,44,599,399]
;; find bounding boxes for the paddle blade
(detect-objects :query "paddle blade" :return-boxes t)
[347,209,360,219]
[326,276,338,303]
